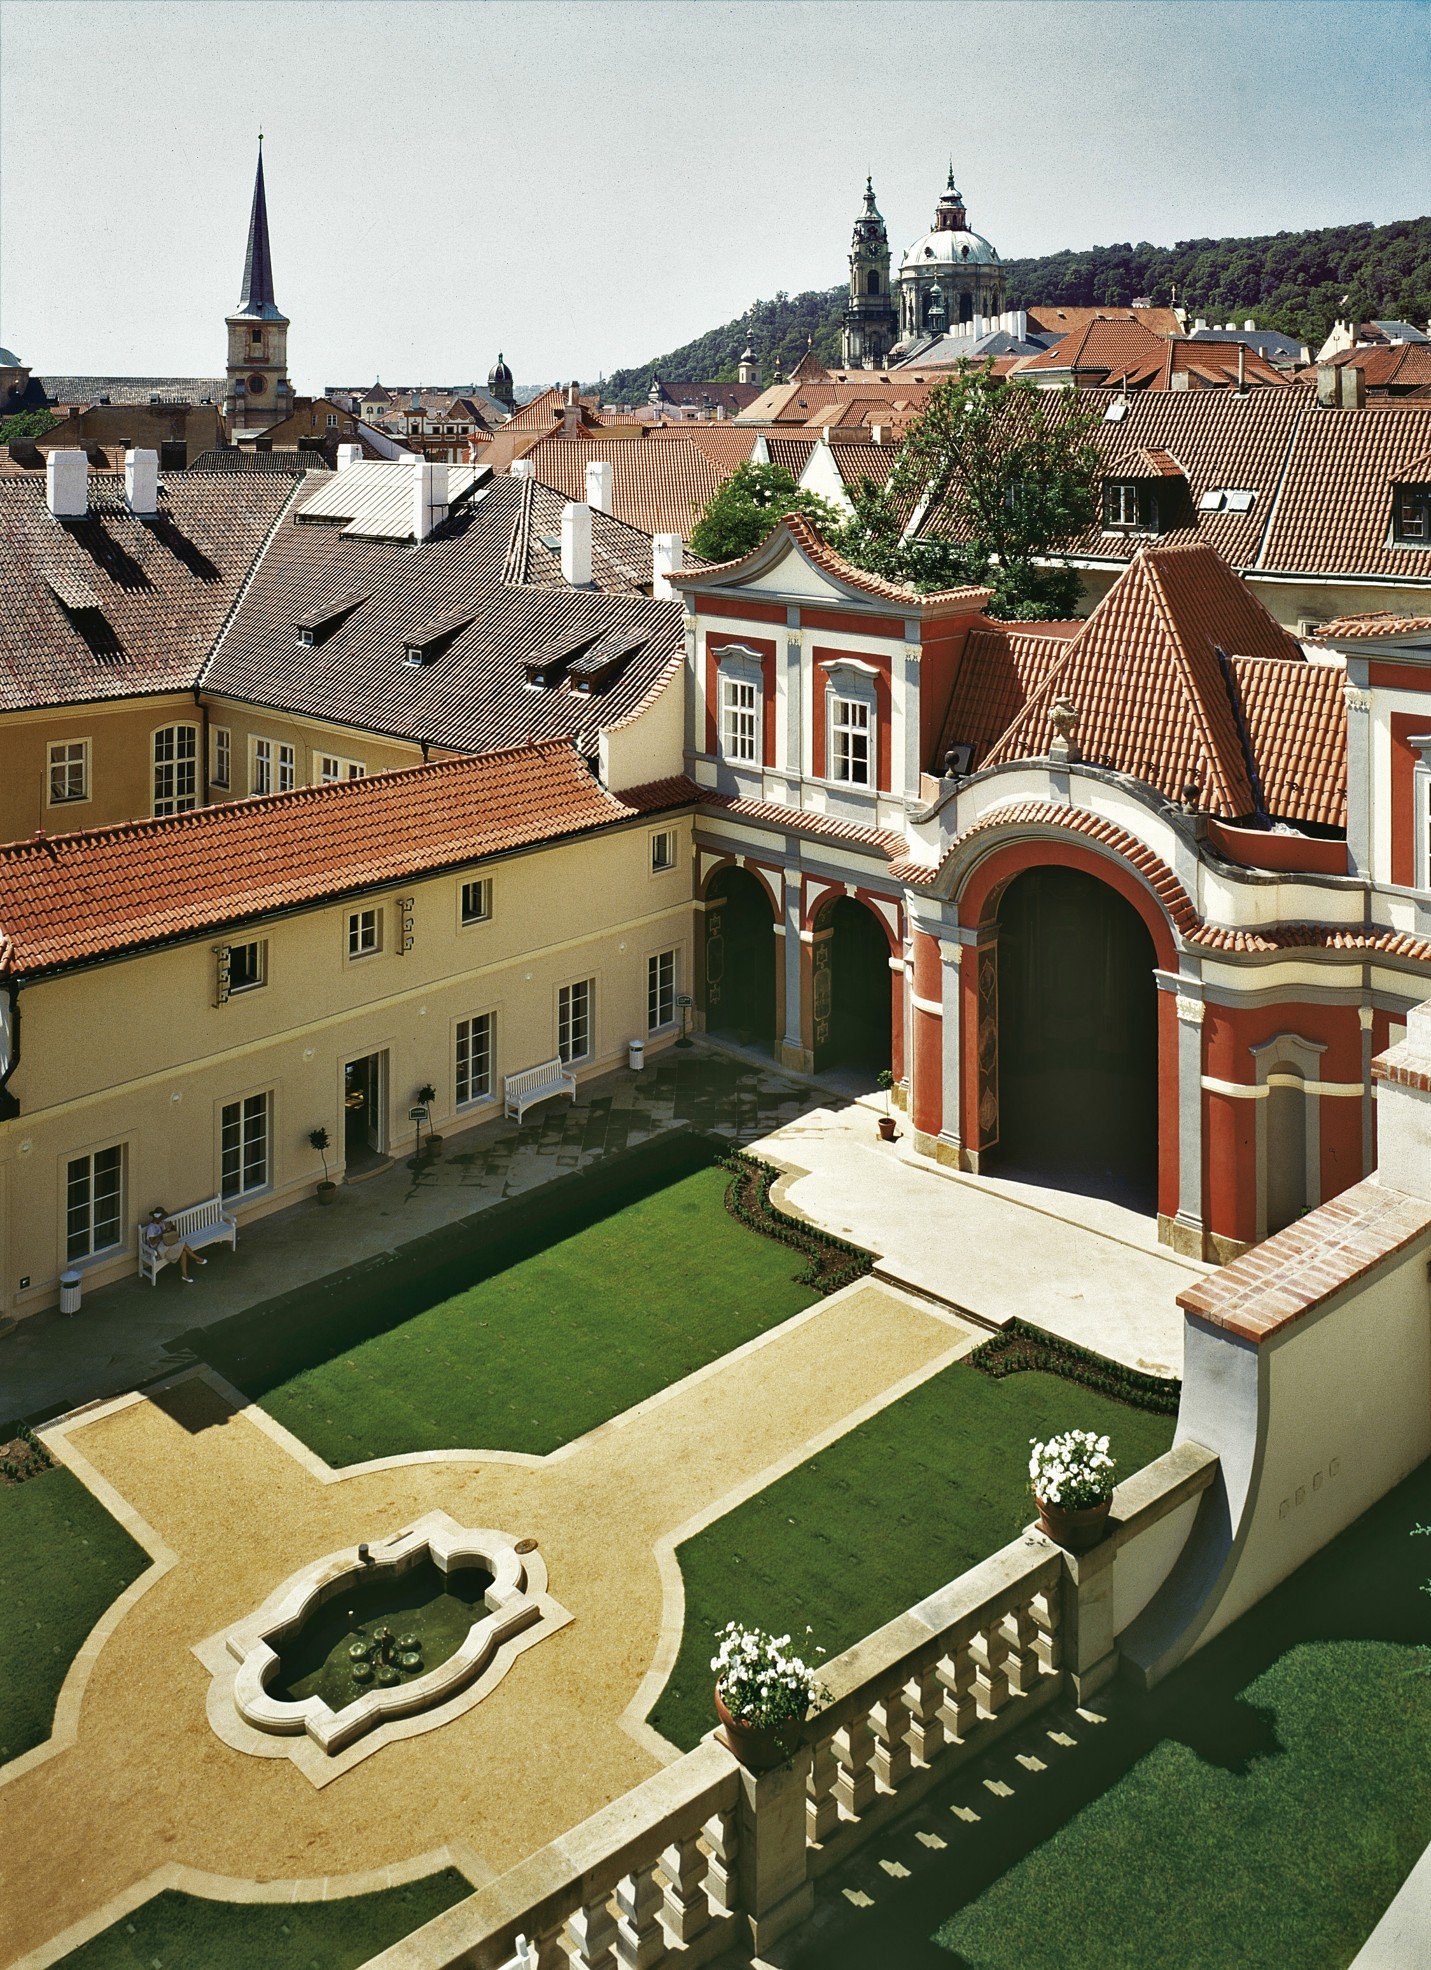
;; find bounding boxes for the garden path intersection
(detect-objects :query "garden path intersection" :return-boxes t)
[1,1279,977,1968]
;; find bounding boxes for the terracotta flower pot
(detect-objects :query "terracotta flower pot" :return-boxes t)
[1035,1495,1112,1552]
[714,1684,804,1773]
[877,1115,898,1141]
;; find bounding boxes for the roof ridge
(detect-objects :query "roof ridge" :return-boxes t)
[1140,550,1247,813]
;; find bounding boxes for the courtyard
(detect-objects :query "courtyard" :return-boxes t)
[0,1049,1189,1968]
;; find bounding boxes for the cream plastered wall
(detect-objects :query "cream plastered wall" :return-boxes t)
[0,694,198,841]
[0,814,694,1319]
[201,697,430,799]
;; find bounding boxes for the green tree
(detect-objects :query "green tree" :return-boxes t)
[837,363,1101,619]
[689,462,845,563]
[0,407,59,444]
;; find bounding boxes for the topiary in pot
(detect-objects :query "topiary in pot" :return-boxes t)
[309,1126,338,1202]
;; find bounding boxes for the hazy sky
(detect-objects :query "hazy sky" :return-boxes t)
[2,0,1428,392]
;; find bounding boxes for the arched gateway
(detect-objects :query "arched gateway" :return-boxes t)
[812,896,893,1077]
[702,866,777,1051]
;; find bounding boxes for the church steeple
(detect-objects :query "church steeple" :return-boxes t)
[224,137,291,436]
[840,172,896,369]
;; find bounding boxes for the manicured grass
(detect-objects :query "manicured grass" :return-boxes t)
[792,1460,1431,1970]
[651,1361,1175,1749]
[59,1870,471,1969]
[189,1136,822,1465]
[0,1464,148,1766]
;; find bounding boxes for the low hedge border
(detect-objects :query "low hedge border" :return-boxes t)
[720,1152,874,1295]
[969,1318,1180,1416]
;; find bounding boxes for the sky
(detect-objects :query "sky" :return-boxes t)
[2,0,1428,393]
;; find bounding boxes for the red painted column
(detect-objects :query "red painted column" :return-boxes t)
[1202,1002,1259,1251]
[910,929,943,1139]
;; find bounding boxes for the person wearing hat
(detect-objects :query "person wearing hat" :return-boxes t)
[142,1207,207,1285]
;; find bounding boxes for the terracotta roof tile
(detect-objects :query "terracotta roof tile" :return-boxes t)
[518,432,723,539]
[0,742,696,977]
[1228,654,1346,828]
[699,790,905,860]
[674,513,992,613]
[1258,402,1431,579]
[1315,610,1431,640]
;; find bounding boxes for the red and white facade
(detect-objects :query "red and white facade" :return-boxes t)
[674,519,1431,1262]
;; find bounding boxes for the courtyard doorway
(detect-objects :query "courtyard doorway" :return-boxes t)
[990,866,1158,1211]
[813,897,892,1079]
[704,867,777,1052]
[343,1051,387,1174]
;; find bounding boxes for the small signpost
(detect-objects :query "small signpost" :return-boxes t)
[676,992,694,1049]
[408,1102,430,1166]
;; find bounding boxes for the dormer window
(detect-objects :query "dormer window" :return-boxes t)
[1104,480,1142,530]
[295,589,368,648]
[1393,484,1430,545]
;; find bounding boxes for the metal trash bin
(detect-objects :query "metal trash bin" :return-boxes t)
[628,1038,646,1072]
[59,1269,83,1315]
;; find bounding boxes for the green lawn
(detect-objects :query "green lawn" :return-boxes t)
[59,1871,471,1969]
[790,1460,1431,1970]
[651,1361,1175,1749]
[188,1136,822,1466]
[0,1464,148,1766]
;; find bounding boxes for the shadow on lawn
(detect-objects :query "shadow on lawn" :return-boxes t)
[793,1459,1431,1970]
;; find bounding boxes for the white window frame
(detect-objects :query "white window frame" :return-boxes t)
[276,742,296,792]
[347,907,382,959]
[228,938,267,994]
[558,978,593,1065]
[647,949,677,1033]
[251,736,273,797]
[830,692,873,787]
[318,752,367,782]
[152,722,199,817]
[650,828,678,874]
[1394,485,1429,545]
[65,1142,125,1264]
[1104,479,1141,530]
[47,738,90,808]
[1412,735,1431,892]
[716,649,763,766]
[220,1091,271,1202]
[459,877,492,926]
[212,726,231,789]
[455,1011,494,1108]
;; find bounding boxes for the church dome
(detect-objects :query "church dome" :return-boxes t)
[900,227,1000,271]
[488,352,513,391]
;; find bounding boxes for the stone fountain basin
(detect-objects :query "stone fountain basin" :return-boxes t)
[227,1512,542,1756]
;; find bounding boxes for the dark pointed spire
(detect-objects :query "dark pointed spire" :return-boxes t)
[235,136,283,320]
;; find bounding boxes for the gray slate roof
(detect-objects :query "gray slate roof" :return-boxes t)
[40,377,226,407]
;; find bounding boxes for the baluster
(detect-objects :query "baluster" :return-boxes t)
[1032,1581,1062,1675]
[833,1710,879,1820]
[904,1661,947,1766]
[938,1643,979,1741]
[702,1807,739,1918]
[614,1865,666,1970]
[970,1620,1011,1717]
[806,1733,841,1845]
[1001,1602,1040,1698]
[566,1894,618,1970]
[659,1832,712,1947]
[870,1685,914,1793]
[521,1929,569,1970]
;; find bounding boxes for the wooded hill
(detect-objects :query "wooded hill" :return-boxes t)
[599,215,1431,404]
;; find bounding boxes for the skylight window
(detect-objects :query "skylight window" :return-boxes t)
[1198,489,1256,514]
[1103,399,1129,423]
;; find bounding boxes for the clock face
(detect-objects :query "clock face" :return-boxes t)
[247,373,266,396]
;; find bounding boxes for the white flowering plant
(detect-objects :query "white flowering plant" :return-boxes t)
[1029,1430,1116,1510]
[711,1621,829,1727]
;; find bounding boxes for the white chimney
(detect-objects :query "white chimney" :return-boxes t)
[653,533,683,599]
[871,424,885,445]
[1193,317,1209,333]
[585,459,612,512]
[411,458,449,541]
[337,442,362,471]
[1244,319,1256,332]
[124,448,158,516]
[510,458,535,479]
[561,500,592,586]
[46,448,88,519]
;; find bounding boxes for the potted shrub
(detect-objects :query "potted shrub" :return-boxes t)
[711,1621,828,1772]
[1029,1430,1117,1551]
[416,1084,441,1157]
[876,1069,897,1140]
[309,1126,337,1204]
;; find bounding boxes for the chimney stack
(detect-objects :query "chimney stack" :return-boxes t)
[510,457,535,479]
[1340,364,1366,410]
[585,459,612,513]
[411,458,449,541]
[337,442,362,471]
[124,448,159,515]
[1316,363,1339,408]
[653,533,683,600]
[565,380,580,407]
[1237,341,1247,394]
[871,424,885,445]
[561,500,593,586]
[46,449,87,519]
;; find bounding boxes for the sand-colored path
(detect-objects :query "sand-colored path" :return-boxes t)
[2,1281,975,1968]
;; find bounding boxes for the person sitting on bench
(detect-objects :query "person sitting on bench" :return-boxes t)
[142,1206,208,1285]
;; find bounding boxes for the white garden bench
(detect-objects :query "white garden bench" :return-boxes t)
[137,1194,239,1285]
[503,1057,577,1125]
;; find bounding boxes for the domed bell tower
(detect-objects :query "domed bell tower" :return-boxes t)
[841,177,898,370]
[225,137,291,436]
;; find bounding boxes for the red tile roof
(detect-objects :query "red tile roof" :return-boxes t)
[0,741,696,978]
[1256,402,1431,580]
[518,432,724,539]
[1228,653,1346,828]
[674,512,992,613]
[699,790,906,861]
[1315,610,1431,640]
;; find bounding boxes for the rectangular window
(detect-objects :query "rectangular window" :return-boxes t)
[65,1144,124,1263]
[719,673,760,764]
[212,727,231,789]
[1394,486,1430,544]
[455,1012,494,1107]
[347,907,381,958]
[252,737,273,797]
[647,950,676,1032]
[47,739,90,806]
[220,1092,270,1200]
[831,695,872,787]
[558,978,592,1065]
[318,753,367,782]
[153,724,198,816]
[276,743,296,793]
[651,829,677,873]
[460,878,492,925]
[1104,480,1141,529]
[229,939,266,993]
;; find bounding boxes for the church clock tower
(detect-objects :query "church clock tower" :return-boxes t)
[841,177,898,370]
[224,138,292,436]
